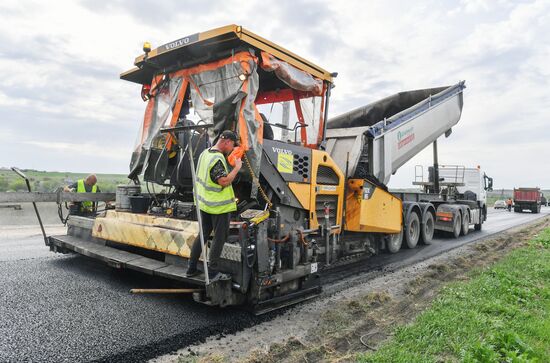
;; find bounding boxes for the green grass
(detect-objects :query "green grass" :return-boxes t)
[358,229,550,363]
[0,169,129,193]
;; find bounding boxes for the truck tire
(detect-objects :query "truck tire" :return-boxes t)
[461,211,469,236]
[452,213,461,239]
[420,212,435,245]
[386,230,403,254]
[404,212,420,249]
[514,207,521,213]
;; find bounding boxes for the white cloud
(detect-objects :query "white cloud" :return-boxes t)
[22,141,129,161]
[0,0,549,188]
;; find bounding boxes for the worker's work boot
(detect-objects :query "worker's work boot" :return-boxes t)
[185,266,200,277]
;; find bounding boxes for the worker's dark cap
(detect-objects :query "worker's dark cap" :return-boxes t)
[219,130,239,144]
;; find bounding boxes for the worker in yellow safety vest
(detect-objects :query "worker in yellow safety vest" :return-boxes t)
[64,174,99,214]
[185,130,242,277]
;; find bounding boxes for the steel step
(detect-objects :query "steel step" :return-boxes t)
[48,234,206,285]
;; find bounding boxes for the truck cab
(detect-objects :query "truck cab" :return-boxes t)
[449,167,493,204]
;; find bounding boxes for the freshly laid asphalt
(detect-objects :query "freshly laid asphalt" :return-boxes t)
[0,206,548,362]
[0,227,266,362]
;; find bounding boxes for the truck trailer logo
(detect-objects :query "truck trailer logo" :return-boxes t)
[397,127,415,149]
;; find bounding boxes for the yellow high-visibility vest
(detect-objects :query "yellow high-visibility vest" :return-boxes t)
[195,150,236,214]
[77,179,97,212]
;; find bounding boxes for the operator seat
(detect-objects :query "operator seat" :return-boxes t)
[171,119,208,187]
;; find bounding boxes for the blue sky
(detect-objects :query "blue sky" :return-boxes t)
[0,0,548,188]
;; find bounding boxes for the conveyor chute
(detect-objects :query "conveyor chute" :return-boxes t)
[325,81,465,184]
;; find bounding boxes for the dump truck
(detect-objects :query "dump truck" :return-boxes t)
[513,187,541,213]
[47,25,491,313]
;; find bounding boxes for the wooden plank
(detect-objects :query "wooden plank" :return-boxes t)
[0,192,115,203]
[130,288,202,294]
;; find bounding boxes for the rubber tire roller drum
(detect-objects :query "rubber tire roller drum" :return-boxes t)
[404,212,420,249]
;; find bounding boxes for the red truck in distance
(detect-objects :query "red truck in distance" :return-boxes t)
[513,187,542,213]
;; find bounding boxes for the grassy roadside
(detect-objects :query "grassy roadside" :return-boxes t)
[172,220,550,363]
[360,228,550,363]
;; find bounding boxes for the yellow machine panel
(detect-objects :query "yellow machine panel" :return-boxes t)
[288,182,311,210]
[345,179,402,233]
[308,150,345,232]
[91,210,198,258]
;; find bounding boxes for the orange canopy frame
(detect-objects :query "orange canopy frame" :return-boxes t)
[162,51,262,152]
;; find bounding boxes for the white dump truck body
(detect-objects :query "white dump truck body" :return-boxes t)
[325,81,465,185]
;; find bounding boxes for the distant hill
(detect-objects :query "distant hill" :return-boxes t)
[0,169,129,193]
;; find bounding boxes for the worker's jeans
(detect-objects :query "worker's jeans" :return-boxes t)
[188,211,230,271]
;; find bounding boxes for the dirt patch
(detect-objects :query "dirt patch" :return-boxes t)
[152,217,550,363]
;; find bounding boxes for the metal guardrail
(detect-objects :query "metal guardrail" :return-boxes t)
[3,167,118,246]
[0,191,115,203]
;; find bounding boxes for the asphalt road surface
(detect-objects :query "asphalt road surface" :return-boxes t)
[0,207,548,362]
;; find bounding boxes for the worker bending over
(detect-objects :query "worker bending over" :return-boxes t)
[186,130,242,277]
[64,174,100,215]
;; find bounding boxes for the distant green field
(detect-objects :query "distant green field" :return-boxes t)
[0,169,129,193]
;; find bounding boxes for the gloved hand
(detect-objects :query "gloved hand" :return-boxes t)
[233,158,243,170]
[228,146,245,167]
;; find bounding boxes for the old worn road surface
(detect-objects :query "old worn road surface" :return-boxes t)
[0,206,548,362]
